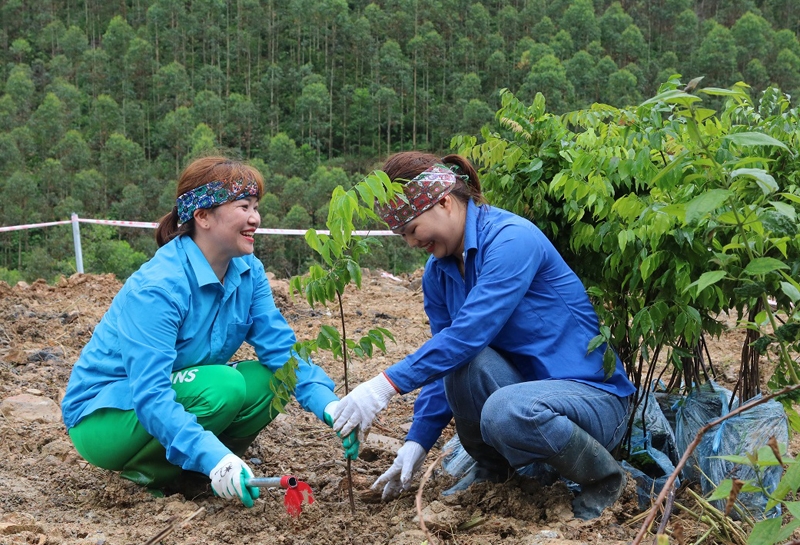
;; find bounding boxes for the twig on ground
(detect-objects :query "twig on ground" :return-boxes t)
[415,450,448,545]
[632,383,800,545]
[142,507,205,545]
[653,481,676,542]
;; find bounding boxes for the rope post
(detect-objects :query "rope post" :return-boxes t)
[71,213,84,274]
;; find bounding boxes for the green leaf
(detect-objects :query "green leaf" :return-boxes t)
[368,329,388,353]
[730,168,779,195]
[707,478,733,501]
[639,89,702,106]
[586,334,605,354]
[769,200,797,221]
[640,252,664,281]
[785,501,800,519]
[650,150,688,188]
[685,189,732,224]
[743,257,790,276]
[780,192,800,205]
[346,259,362,289]
[699,87,747,97]
[747,517,782,545]
[359,337,374,358]
[767,460,800,511]
[781,281,800,303]
[725,131,789,151]
[780,272,800,301]
[777,518,800,543]
[685,117,703,145]
[684,270,727,296]
[373,326,395,343]
[632,308,654,336]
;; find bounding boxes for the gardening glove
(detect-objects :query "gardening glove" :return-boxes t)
[209,453,260,508]
[323,400,360,460]
[372,441,427,501]
[333,373,398,437]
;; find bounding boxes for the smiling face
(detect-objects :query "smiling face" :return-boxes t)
[394,195,466,260]
[193,196,261,279]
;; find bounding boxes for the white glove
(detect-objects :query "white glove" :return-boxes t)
[333,373,398,437]
[209,453,259,508]
[372,441,427,500]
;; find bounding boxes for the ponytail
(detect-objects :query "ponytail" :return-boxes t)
[155,207,193,247]
[440,154,487,205]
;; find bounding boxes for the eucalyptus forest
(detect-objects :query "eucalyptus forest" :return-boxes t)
[1,0,800,282]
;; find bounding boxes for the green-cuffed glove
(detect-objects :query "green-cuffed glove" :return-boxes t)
[324,401,360,460]
[209,453,260,508]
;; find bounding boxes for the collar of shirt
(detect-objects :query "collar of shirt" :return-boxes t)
[463,199,480,255]
[434,199,483,285]
[178,236,251,291]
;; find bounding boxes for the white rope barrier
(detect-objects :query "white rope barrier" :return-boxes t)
[0,217,395,237]
[0,214,396,274]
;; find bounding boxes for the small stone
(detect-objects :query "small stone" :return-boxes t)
[0,393,61,423]
[0,513,43,535]
[363,433,403,453]
[412,500,465,531]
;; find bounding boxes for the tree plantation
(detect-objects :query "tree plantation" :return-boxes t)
[1,0,800,282]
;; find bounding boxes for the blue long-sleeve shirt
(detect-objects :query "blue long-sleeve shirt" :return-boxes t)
[387,201,635,451]
[61,236,337,475]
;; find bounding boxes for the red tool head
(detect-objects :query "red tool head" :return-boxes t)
[281,475,314,517]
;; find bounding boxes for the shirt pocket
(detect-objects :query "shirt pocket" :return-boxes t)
[219,318,253,360]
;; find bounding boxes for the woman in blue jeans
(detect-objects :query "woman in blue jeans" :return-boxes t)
[332,151,636,520]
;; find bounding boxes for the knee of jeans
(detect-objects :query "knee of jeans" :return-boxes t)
[479,392,515,443]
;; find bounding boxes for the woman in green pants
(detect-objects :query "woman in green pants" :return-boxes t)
[61,155,356,507]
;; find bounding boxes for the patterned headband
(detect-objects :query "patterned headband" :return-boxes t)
[176,178,260,223]
[376,164,457,230]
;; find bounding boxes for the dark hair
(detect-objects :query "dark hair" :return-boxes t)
[155,156,265,247]
[381,151,488,206]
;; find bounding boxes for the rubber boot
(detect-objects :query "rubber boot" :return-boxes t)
[119,437,182,492]
[545,424,627,520]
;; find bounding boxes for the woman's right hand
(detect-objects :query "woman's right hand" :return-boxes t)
[210,453,260,507]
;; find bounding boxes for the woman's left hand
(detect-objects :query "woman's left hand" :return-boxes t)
[332,373,398,437]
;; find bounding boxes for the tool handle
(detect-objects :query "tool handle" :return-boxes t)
[245,476,298,488]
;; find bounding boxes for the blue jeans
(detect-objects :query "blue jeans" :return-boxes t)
[444,348,630,472]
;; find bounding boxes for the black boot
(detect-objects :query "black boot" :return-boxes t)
[545,424,627,520]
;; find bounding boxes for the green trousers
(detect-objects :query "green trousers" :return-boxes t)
[69,360,282,488]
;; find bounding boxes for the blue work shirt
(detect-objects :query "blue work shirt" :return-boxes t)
[61,236,337,475]
[387,201,636,451]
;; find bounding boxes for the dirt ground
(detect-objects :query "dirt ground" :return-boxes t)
[0,270,795,545]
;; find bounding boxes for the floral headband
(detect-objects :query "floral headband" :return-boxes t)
[176,178,260,223]
[376,165,458,230]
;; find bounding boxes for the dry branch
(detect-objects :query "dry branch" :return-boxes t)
[415,450,448,545]
[142,507,205,545]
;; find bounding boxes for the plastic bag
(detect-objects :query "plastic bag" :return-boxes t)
[675,382,735,483]
[623,391,681,510]
[441,434,560,486]
[702,396,787,519]
[676,382,788,519]
[441,435,476,478]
